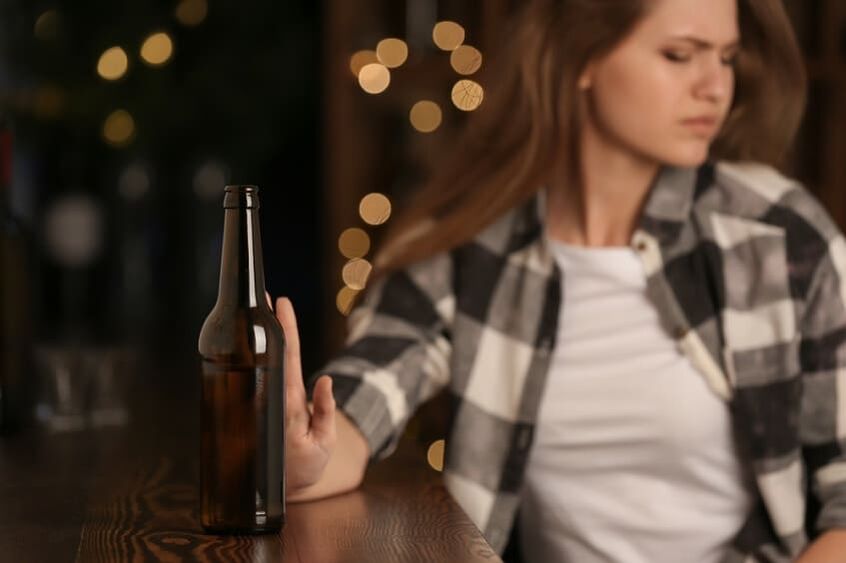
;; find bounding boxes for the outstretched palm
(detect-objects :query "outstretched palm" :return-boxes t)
[274,297,336,493]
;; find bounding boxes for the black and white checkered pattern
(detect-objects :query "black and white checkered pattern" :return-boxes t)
[320,161,846,561]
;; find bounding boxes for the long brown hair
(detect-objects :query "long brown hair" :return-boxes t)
[374,0,806,277]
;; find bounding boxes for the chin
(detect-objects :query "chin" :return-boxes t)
[658,145,711,168]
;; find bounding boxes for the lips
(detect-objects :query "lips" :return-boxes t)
[682,116,720,136]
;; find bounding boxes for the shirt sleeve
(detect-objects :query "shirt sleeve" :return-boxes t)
[315,251,455,460]
[799,232,846,533]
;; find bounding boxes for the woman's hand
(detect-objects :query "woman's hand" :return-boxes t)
[273,296,337,494]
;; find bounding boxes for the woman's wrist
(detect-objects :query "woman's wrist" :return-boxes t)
[796,529,846,562]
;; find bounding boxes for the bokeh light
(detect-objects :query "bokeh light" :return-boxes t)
[349,50,379,77]
[358,63,390,94]
[451,79,484,111]
[119,163,151,201]
[140,32,174,66]
[175,0,208,26]
[376,38,408,68]
[450,45,482,75]
[193,160,229,200]
[43,196,104,268]
[409,101,442,133]
[359,193,392,225]
[102,109,135,147]
[336,286,360,316]
[427,439,445,472]
[97,47,129,81]
[433,21,465,51]
[33,86,64,119]
[338,228,370,259]
[34,10,60,41]
[342,258,373,291]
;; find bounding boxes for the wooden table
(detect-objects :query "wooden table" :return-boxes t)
[0,349,499,562]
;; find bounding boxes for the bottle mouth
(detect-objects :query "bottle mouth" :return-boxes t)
[223,185,260,209]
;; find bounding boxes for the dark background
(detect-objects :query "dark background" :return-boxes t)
[2,5,846,561]
[0,0,324,372]
[2,0,846,401]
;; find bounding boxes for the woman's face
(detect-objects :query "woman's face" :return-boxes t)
[580,0,739,167]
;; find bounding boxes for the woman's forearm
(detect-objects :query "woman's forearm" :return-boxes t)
[796,529,846,562]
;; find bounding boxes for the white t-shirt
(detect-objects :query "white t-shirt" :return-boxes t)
[519,241,754,563]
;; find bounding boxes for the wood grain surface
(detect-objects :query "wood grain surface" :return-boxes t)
[0,352,499,563]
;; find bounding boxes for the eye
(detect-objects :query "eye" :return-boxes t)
[662,50,691,63]
[721,51,739,67]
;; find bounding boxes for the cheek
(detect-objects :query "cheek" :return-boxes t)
[590,65,677,140]
[588,65,710,166]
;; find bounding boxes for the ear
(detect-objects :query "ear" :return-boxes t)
[578,62,594,90]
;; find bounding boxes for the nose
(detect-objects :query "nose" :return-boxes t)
[693,56,733,104]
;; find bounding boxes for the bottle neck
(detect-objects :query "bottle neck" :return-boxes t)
[216,205,267,308]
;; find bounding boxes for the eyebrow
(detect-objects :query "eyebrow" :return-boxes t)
[668,35,741,50]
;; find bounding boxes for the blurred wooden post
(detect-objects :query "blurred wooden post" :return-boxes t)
[322,0,381,355]
[818,1,846,228]
[322,1,517,356]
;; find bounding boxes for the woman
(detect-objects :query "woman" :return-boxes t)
[276,0,846,561]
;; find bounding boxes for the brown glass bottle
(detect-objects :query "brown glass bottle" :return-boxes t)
[198,185,285,534]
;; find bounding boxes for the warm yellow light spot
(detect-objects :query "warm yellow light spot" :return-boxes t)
[359,193,392,225]
[34,10,60,41]
[97,47,129,81]
[338,228,370,259]
[342,258,373,291]
[175,0,207,26]
[433,21,465,51]
[409,100,442,133]
[102,110,135,147]
[451,79,484,111]
[358,63,390,94]
[427,439,445,472]
[33,86,64,118]
[140,32,174,66]
[349,50,379,77]
[336,286,360,316]
[376,38,408,68]
[450,45,482,75]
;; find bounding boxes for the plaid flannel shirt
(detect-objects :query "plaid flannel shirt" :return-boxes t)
[321,161,846,561]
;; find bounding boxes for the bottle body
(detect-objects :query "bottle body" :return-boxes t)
[199,322,285,533]
[198,185,285,533]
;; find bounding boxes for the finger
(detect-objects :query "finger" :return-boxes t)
[275,297,309,428]
[309,375,336,447]
[275,297,305,394]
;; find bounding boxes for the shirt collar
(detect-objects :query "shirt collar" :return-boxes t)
[527,164,702,248]
[637,165,701,246]
[641,166,698,224]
